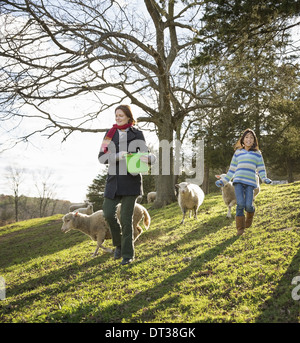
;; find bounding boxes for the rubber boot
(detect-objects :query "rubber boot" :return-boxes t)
[236,215,246,236]
[245,211,255,228]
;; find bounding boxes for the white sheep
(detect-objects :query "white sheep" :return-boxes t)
[175,182,205,224]
[115,203,151,242]
[147,191,156,203]
[61,210,113,257]
[73,204,93,215]
[69,201,89,212]
[216,173,260,218]
[215,175,236,218]
[254,174,260,198]
[136,195,143,203]
[61,204,151,257]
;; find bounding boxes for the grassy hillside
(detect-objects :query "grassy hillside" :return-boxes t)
[0,182,300,323]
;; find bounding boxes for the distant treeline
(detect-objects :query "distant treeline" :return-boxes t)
[0,194,70,226]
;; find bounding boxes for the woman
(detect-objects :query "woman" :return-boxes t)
[98,105,155,265]
[215,128,272,235]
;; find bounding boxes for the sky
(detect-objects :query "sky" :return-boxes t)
[1,2,299,204]
[0,0,159,204]
[0,0,209,203]
[0,115,107,203]
[0,103,157,204]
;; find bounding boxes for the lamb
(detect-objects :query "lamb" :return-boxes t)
[175,182,205,224]
[215,175,236,218]
[61,204,151,257]
[73,204,93,215]
[215,173,260,218]
[253,174,260,198]
[147,191,156,203]
[69,201,89,212]
[61,210,113,257]
[136,195,143,203]
[115,203,151,242]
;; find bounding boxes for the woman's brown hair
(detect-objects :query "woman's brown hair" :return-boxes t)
[115,105,136,125]
[235,128,259,151]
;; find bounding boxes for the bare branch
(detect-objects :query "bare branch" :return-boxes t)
[0,0,215,148]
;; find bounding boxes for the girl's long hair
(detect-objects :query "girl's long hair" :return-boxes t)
[235,128,259,151]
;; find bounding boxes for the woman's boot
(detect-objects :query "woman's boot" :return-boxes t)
[236,215,246,236]
[245,211,255,228]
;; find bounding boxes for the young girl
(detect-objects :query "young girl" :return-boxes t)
[215,128,272,235]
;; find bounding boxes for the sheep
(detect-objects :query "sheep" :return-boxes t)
[215,173,260,218]
[73,204,93,215]
[215,175,236,218]
[115,203,151,242]
[61,204,151,257]
[147,192,156,203]
[136,195,143,203]
[61,210,113,257]
[69,201,89,212]
[254,174,260,198]
[175,182,205,224]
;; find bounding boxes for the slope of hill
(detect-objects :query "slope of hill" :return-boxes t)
[0,182,299,323]
[0,194,71,225]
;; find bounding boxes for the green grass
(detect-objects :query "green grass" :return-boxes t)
[0,183,300,323]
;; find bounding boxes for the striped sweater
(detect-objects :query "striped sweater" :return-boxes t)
[222,149,267,188]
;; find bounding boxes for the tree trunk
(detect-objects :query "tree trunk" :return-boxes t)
[286,157,294,183]
[202,164,210,195]
[153,115,177,208]
[14,195,19,222]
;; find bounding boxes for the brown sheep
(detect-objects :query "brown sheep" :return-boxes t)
[61,210,112,257]
[115,203,151,242]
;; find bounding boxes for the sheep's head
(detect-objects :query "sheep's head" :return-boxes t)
[175,182,190,194]
[61,212,77,233]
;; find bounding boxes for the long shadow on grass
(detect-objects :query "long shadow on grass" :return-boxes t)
[0,222,91,269]
[71,234,239,322]
[136,213,233,264]
[255,246,300,323]
[4,252,119,314]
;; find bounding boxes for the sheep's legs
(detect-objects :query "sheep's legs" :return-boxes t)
[92,246,99,257]
[181,207,199,224]
[194,207,198,220]
[227,206,232,218]
[180,209,187,224]
[92,240,113,257]
[227,200,236,218]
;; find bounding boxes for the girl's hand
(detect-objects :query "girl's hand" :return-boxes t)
[215,180,224,187]
[264,178,272,184]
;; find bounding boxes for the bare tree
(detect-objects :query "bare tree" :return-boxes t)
[34,169,57,217]
[5,166,25,222]
[0,0,219,206]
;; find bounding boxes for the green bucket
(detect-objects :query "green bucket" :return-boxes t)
[125,153,149,174]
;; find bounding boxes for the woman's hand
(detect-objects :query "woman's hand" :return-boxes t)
[139,154,149,163]
[116,151,128,161]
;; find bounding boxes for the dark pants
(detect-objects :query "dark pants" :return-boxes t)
[102,195,137,259]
